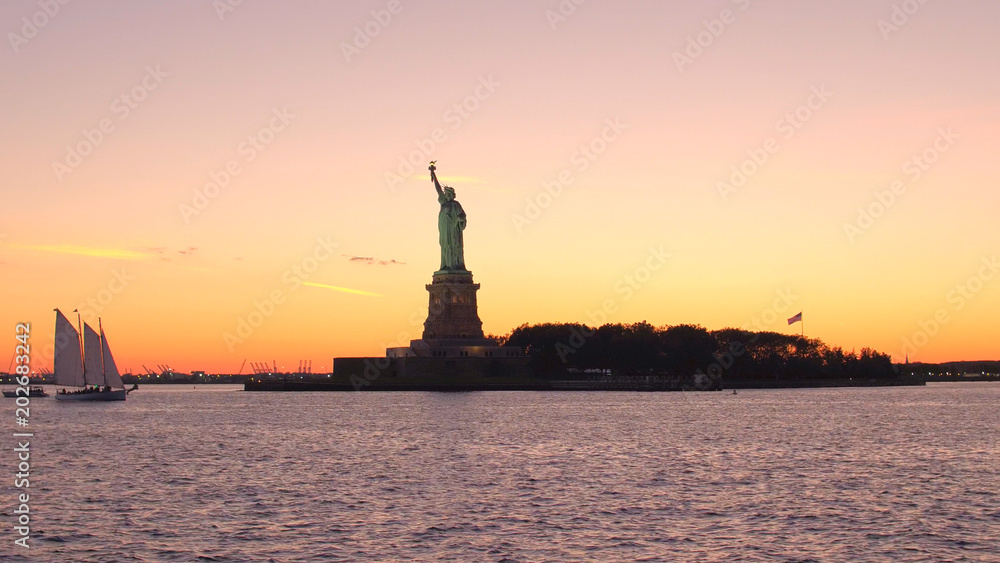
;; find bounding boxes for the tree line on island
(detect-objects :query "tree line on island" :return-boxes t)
[493,322,898,383]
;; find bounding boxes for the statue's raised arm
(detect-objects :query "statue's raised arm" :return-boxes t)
[429,161,443,196]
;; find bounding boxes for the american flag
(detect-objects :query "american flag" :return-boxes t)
[787,312,802,325]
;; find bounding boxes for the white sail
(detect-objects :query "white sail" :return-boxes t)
[82,323,105,386]
[100,325,124,389]
[53,310,84,387]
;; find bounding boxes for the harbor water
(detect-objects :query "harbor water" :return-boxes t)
[3,383,998,562]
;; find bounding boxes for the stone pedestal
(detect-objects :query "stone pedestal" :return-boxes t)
[383,270,524,363]
[422,271,485,340]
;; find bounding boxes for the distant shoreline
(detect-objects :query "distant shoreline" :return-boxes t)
[5,375,996,389]
[242,376,929,392]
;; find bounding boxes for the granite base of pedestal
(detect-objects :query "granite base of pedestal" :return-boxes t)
[422,271,485,340]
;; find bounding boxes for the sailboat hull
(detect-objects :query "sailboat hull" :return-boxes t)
[55,389,127,401]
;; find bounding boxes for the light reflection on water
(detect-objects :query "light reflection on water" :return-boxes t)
[5,383,998,562]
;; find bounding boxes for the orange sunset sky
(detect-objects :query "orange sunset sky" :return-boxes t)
[2,0,998,374]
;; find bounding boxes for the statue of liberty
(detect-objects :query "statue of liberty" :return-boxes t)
[429,162,468,272]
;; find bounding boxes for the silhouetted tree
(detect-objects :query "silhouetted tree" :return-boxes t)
[501,322,897,382]
[662,325,717,374]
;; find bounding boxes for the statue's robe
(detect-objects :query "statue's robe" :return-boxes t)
[438,193,467,271]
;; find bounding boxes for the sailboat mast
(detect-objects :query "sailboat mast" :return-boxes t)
[76,311,87,388]
[99,318,108,388]
[51,309,60,390]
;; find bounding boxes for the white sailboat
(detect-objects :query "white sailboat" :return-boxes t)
[54,309,129,401]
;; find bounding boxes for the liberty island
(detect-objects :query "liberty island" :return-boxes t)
[245,162,920,392]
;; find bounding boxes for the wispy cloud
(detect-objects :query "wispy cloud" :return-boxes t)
[407,174,510,194]
[303,282,381,297]
[435,175,483,184]
[1,233,11,265]
[146,247,171,261]
[144,246,200,261]
[436,176,511,194]
[21,244,153,261]
[17,243,201,262]
[346,255,405,266]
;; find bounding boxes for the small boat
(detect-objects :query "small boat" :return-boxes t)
[2,386,49,398]
[52,309,130,402]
